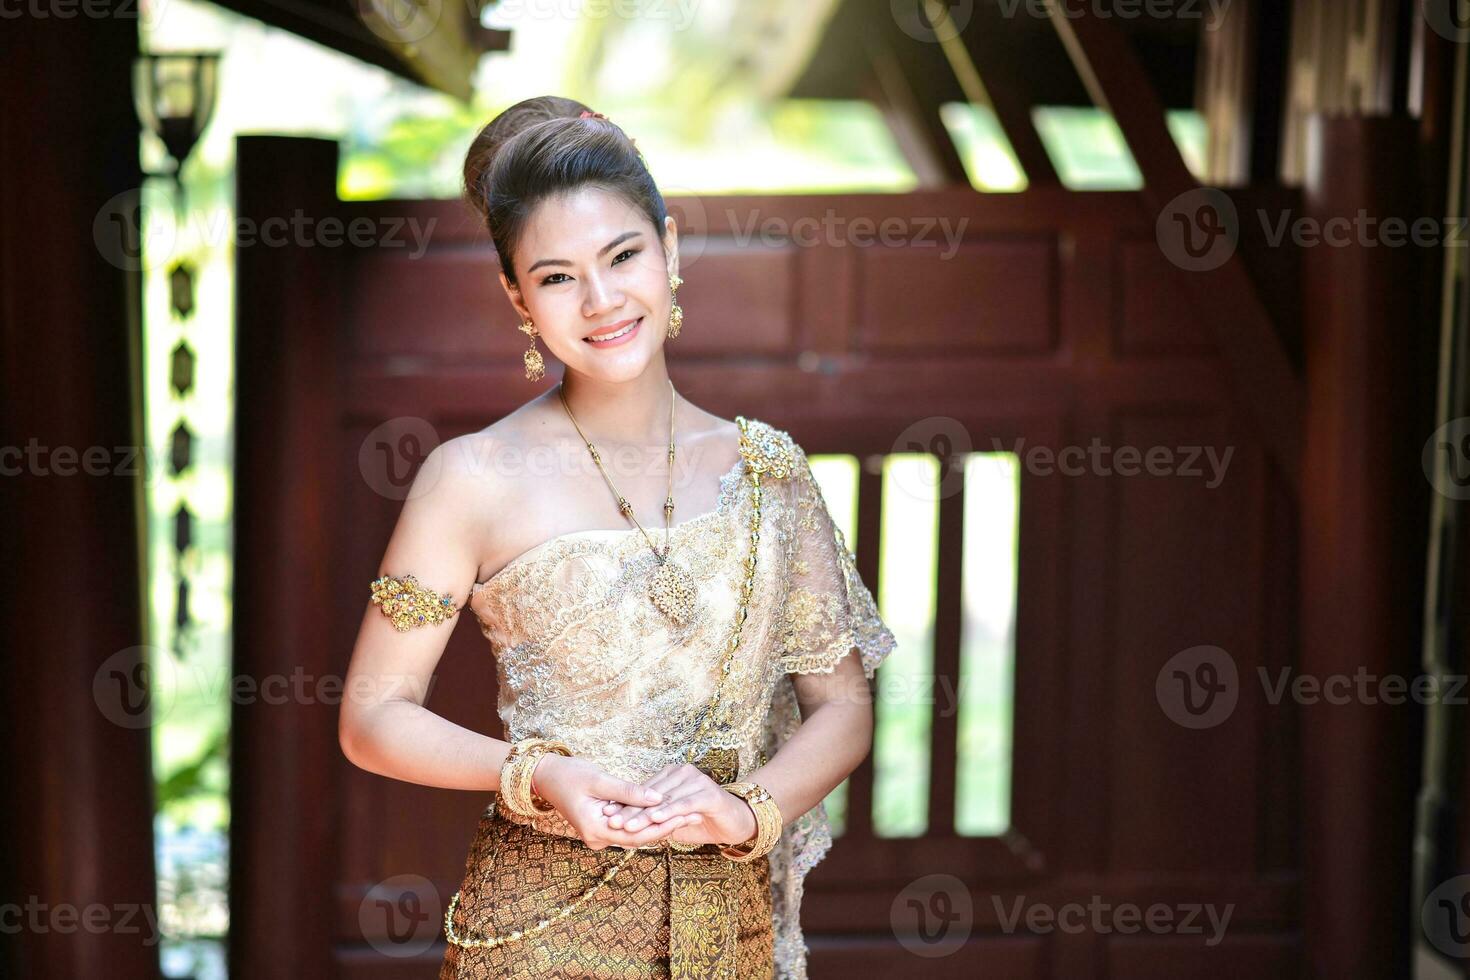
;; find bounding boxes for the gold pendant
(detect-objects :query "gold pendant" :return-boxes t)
[649,557,697,625]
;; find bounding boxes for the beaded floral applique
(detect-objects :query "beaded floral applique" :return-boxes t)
[736,414,797,479]
[370,573,460,631]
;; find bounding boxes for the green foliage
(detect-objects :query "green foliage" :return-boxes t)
[156,726,229,813]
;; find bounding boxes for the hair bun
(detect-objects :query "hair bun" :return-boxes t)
[463,96,596,221]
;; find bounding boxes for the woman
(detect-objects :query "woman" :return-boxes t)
[338,95,896,980]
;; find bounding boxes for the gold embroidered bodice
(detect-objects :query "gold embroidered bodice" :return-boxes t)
[464,417,895,980]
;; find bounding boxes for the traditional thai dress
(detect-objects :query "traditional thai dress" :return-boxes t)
[428,417,896,979]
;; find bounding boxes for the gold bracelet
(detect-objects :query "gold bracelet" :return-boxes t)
[507,741,570,816]
[505,748,550,816]
[499,738,571,818]
[718,781,782,863]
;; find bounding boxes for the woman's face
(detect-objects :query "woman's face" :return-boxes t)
[502,186,679,382]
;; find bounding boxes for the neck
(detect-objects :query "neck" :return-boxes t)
[558,365,678,450]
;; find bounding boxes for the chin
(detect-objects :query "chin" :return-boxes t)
[574,356,658,384]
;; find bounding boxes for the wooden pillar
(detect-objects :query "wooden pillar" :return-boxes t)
[0,14,159,980]
[228,135,344,978]
[1299,114,1431,979]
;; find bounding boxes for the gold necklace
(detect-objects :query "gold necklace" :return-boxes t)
[557,378,699,625]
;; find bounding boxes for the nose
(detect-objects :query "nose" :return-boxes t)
[581,270,625,319]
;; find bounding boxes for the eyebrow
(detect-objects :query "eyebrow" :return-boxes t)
[526,230,643,274]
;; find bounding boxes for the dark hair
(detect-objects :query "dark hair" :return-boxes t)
[463,95,669,288]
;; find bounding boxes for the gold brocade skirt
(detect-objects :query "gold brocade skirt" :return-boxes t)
[438,799,775,980]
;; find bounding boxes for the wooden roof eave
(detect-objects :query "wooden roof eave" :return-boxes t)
[205,0,509,101]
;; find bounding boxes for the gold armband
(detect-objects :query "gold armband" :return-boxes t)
[719,781,782,863]
[369,574,459,632]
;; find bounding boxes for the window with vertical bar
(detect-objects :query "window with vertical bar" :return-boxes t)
[807,451,1020,839]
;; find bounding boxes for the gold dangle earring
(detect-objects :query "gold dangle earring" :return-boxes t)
[519,318,546,381]
[666,274,684,339]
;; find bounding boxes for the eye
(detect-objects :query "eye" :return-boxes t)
[538,249,639,287]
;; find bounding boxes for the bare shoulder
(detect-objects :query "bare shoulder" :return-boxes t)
[445,394,575,580]
[397,435,497,549]
[438,399,552,499]
[676,396,744,472]
[404,399,548,530]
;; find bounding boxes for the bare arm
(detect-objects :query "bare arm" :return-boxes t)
[743,649,874,822]
[337,439,510,790]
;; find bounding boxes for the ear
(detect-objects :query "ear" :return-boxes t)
[662,215,680,281]
[499,270,532,323]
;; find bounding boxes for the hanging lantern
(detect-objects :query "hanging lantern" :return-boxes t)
[134,51,221,213]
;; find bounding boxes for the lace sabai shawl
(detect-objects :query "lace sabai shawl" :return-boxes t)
[466,418,897,979]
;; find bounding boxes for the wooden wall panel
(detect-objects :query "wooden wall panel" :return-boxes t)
[352,250,502,358]
[856,237,1059,353]
[1105,934,1300,977]
[664,242,797,354]
[1116,241,1216,355]
[1107,410,1261,872]
[810,935,1045,977]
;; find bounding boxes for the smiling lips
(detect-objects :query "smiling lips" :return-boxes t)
[584,317,642,345]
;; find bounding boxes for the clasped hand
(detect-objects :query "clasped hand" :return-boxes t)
[533,758,757,851]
